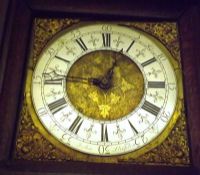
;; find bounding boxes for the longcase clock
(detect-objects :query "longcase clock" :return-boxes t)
[0,0,200,175]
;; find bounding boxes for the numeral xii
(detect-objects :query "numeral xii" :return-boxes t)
[102,33,111,47]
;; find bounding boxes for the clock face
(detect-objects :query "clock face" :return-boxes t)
[31,23,177,156]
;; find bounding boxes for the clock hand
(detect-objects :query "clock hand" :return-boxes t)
[68,75,113,90]
[97,51,118,90]
[104,49,121,81]
[43,70,104,87]
[66,75,103,86]
[104,56,117,81]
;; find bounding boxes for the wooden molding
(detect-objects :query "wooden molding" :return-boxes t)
[0,0,199,174]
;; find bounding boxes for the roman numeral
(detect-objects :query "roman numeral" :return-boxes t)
[44,78,63,85]
[48,97,67,114]
[55,55,70,63]
[101,124,109,142]
[126,40,135,53]
[69,116,83,134]
[102,33,111,47]
[148,81,165,88]
[76,38,88,51]
[141,57,156,67]
[128,120,138,134]
[142,100,160,116]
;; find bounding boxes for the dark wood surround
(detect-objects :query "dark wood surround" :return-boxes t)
[0,0,200,174]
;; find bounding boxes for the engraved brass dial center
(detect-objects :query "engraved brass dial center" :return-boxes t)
[66,50,144,121]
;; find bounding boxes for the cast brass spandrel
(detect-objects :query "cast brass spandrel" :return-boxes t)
[14,19,190,165]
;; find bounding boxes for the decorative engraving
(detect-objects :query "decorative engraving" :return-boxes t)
[113,124,126,140]
[148,91,164,103]
[14,19,190,165]
[99,104,111,119]
[45,88,62,99]
[138,113,150,125]
[84,124,97,140]
[65,46,76,56]
[32,18,80,68]
[66,50,144,120]
[113,36,124,48]
[88,34,99,47]
[126,22,181,62]
[128,108,190,165]
[147,68,162,78]
[15,98,69,161]
[135,48,146,58]
[60,111,72,122]
[48,65,66,75]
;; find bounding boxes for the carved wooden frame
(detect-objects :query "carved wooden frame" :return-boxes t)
[0,0,200,174]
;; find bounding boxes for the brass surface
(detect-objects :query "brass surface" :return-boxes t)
[14,19,190,165]
[66,50,144,120]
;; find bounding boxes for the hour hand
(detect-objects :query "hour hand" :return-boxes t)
[66,76,102,86]
[67,76,92,84]
[68,76,112,90]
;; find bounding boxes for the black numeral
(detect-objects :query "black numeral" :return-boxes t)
[76,38,88,51]
[141,57,156,67]
[55,55,70,63]
[102,33,111,47]
[128,120,138,134]
[69,116,83,134]
[48,97,67,114]
[44,78,63,85]
[126,40,135,53]
[148,81,165,88]
[142,100,160,116]
[101,124,109,142]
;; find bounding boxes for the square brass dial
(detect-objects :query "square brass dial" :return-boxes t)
[14,18,190,165]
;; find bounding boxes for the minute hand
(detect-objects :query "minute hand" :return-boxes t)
[103,55,117,81]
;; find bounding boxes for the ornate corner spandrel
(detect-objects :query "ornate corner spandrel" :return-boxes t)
[15,97,70,161]
[118,104,190,165]
[14,18,190,165]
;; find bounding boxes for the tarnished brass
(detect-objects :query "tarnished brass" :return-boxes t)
[14,19,190,165]
[66,50,144,120]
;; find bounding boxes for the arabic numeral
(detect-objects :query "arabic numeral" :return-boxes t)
[142,134,148,144]
[71,29,81,39]
[168,83,176,91]
[98,145,109,155]
[160,111,170,122]
[46,47,56,58]
[102,25,112,32]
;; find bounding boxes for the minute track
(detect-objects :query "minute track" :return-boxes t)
[31,23,178,156]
